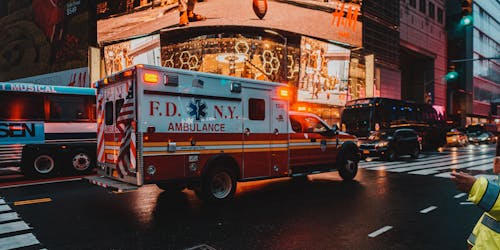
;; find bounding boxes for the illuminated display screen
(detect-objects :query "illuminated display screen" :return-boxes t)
[0,0,93,83]
[98,0,361,107]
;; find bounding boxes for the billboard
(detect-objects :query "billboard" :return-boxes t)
[298,37,350,106]
[97,0,361,47]
[0,0,94,83]
[103,34,161,75]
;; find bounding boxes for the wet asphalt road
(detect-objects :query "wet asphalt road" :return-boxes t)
[0,146,494,249]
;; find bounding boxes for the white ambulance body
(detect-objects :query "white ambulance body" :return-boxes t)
[87,65,359,201]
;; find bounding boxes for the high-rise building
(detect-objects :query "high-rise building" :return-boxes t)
[446,0,500,126]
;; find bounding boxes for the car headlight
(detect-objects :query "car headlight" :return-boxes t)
[376,141,389,148]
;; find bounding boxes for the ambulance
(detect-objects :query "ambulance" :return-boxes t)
[86,65,360,202]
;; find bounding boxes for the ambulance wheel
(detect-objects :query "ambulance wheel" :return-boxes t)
[22,152,58,178]
[337,142,359,181]
[156,183,185,192]
[200,166,237,202]
[70,150,93,174]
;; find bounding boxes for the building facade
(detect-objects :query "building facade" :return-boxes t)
[446,0,500,126]
[399,0,447,115]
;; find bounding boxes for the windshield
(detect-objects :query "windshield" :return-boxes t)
[368,131,393,140]
[342,107,372,132]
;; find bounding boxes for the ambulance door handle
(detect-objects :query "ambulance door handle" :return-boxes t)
[273,128,279,135]
[245,128,251,136]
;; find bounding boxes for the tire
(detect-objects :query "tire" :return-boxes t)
[156,183,185,192]
[337,142,359,181]
[199,165,237,202]
[410,145,420,159]
[70,150,93,174]
[22,152,58,178]
[386,149,398,162]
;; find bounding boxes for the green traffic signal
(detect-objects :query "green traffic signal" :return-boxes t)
[460,15,473,26]
[445,71,459,81]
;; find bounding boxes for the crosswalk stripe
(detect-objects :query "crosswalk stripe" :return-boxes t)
[467,163,494,171]
[0,213,19,223]
[0,205,12,213]
[409,158,493,175]
[359,154,452,168]
[0,199,5,205]
[369,154,488,171]
[388,154,490,173]
[0,233,40,250]
[0,221,30,235]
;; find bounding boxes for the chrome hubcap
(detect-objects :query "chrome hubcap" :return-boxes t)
[211,171,232,199]
[345,160,357,172]
[72,153,90,171]
[34,155,54,174]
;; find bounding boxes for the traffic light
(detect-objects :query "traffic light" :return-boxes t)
[460,0,473,26]
[445,65,459,81]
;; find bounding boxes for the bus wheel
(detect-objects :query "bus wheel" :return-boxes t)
[22,152,58,177]
[337,142,359,181]
[200,166,237,202]
[70,151,93,174]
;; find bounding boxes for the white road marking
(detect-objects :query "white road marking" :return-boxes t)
[0,199,5,205]
[363,155,453,170]
[368,154,480,171]
[467,164,494,171]
[0,213,19,223]
[420,206,437,214]
[388,155,490,173]
[460,202,474,205]
[409,158,492,175]
[0,233,40,250]
[368,226,393,238]
[454,193,467,198]
[0,205,12,213]
[0,221,30,235]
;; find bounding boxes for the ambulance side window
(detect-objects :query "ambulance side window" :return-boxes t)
[115,99,124,123]
[105,101,113,125]
[249,98,265,120]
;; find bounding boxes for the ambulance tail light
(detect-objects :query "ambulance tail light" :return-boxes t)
[144,72,159,83]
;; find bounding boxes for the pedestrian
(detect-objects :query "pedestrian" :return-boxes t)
[450,140,500,249]
[178,0,206,26]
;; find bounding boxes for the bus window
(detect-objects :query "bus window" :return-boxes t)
[47,95,93,121]
[0,92,44,121]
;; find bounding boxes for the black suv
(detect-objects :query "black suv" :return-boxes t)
[359,128,420,161]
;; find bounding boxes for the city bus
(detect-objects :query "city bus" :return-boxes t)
[0,82,96,177]
[341,97,447,150]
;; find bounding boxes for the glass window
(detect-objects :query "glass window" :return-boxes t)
[437,8,443,23]
[47,95,95,122]
[290,115,329,133]
[0,92,44,121]
[105,101,113,125]
[428,2,435,19]
[419,0,426,13]
[249,98,265,120]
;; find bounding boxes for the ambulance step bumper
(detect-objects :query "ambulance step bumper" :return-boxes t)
[84,176,138,193]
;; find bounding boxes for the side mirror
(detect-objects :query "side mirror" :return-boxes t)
[332,124,339,134]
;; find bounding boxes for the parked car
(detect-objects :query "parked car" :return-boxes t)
[359,128,420,161]
[467,130,497,144]
[446,128,469,147]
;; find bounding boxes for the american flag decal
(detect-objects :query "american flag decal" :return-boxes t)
[97,95,105,163]
[116,81,136,178]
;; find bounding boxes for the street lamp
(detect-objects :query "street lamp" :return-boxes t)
[264,29,288,82]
